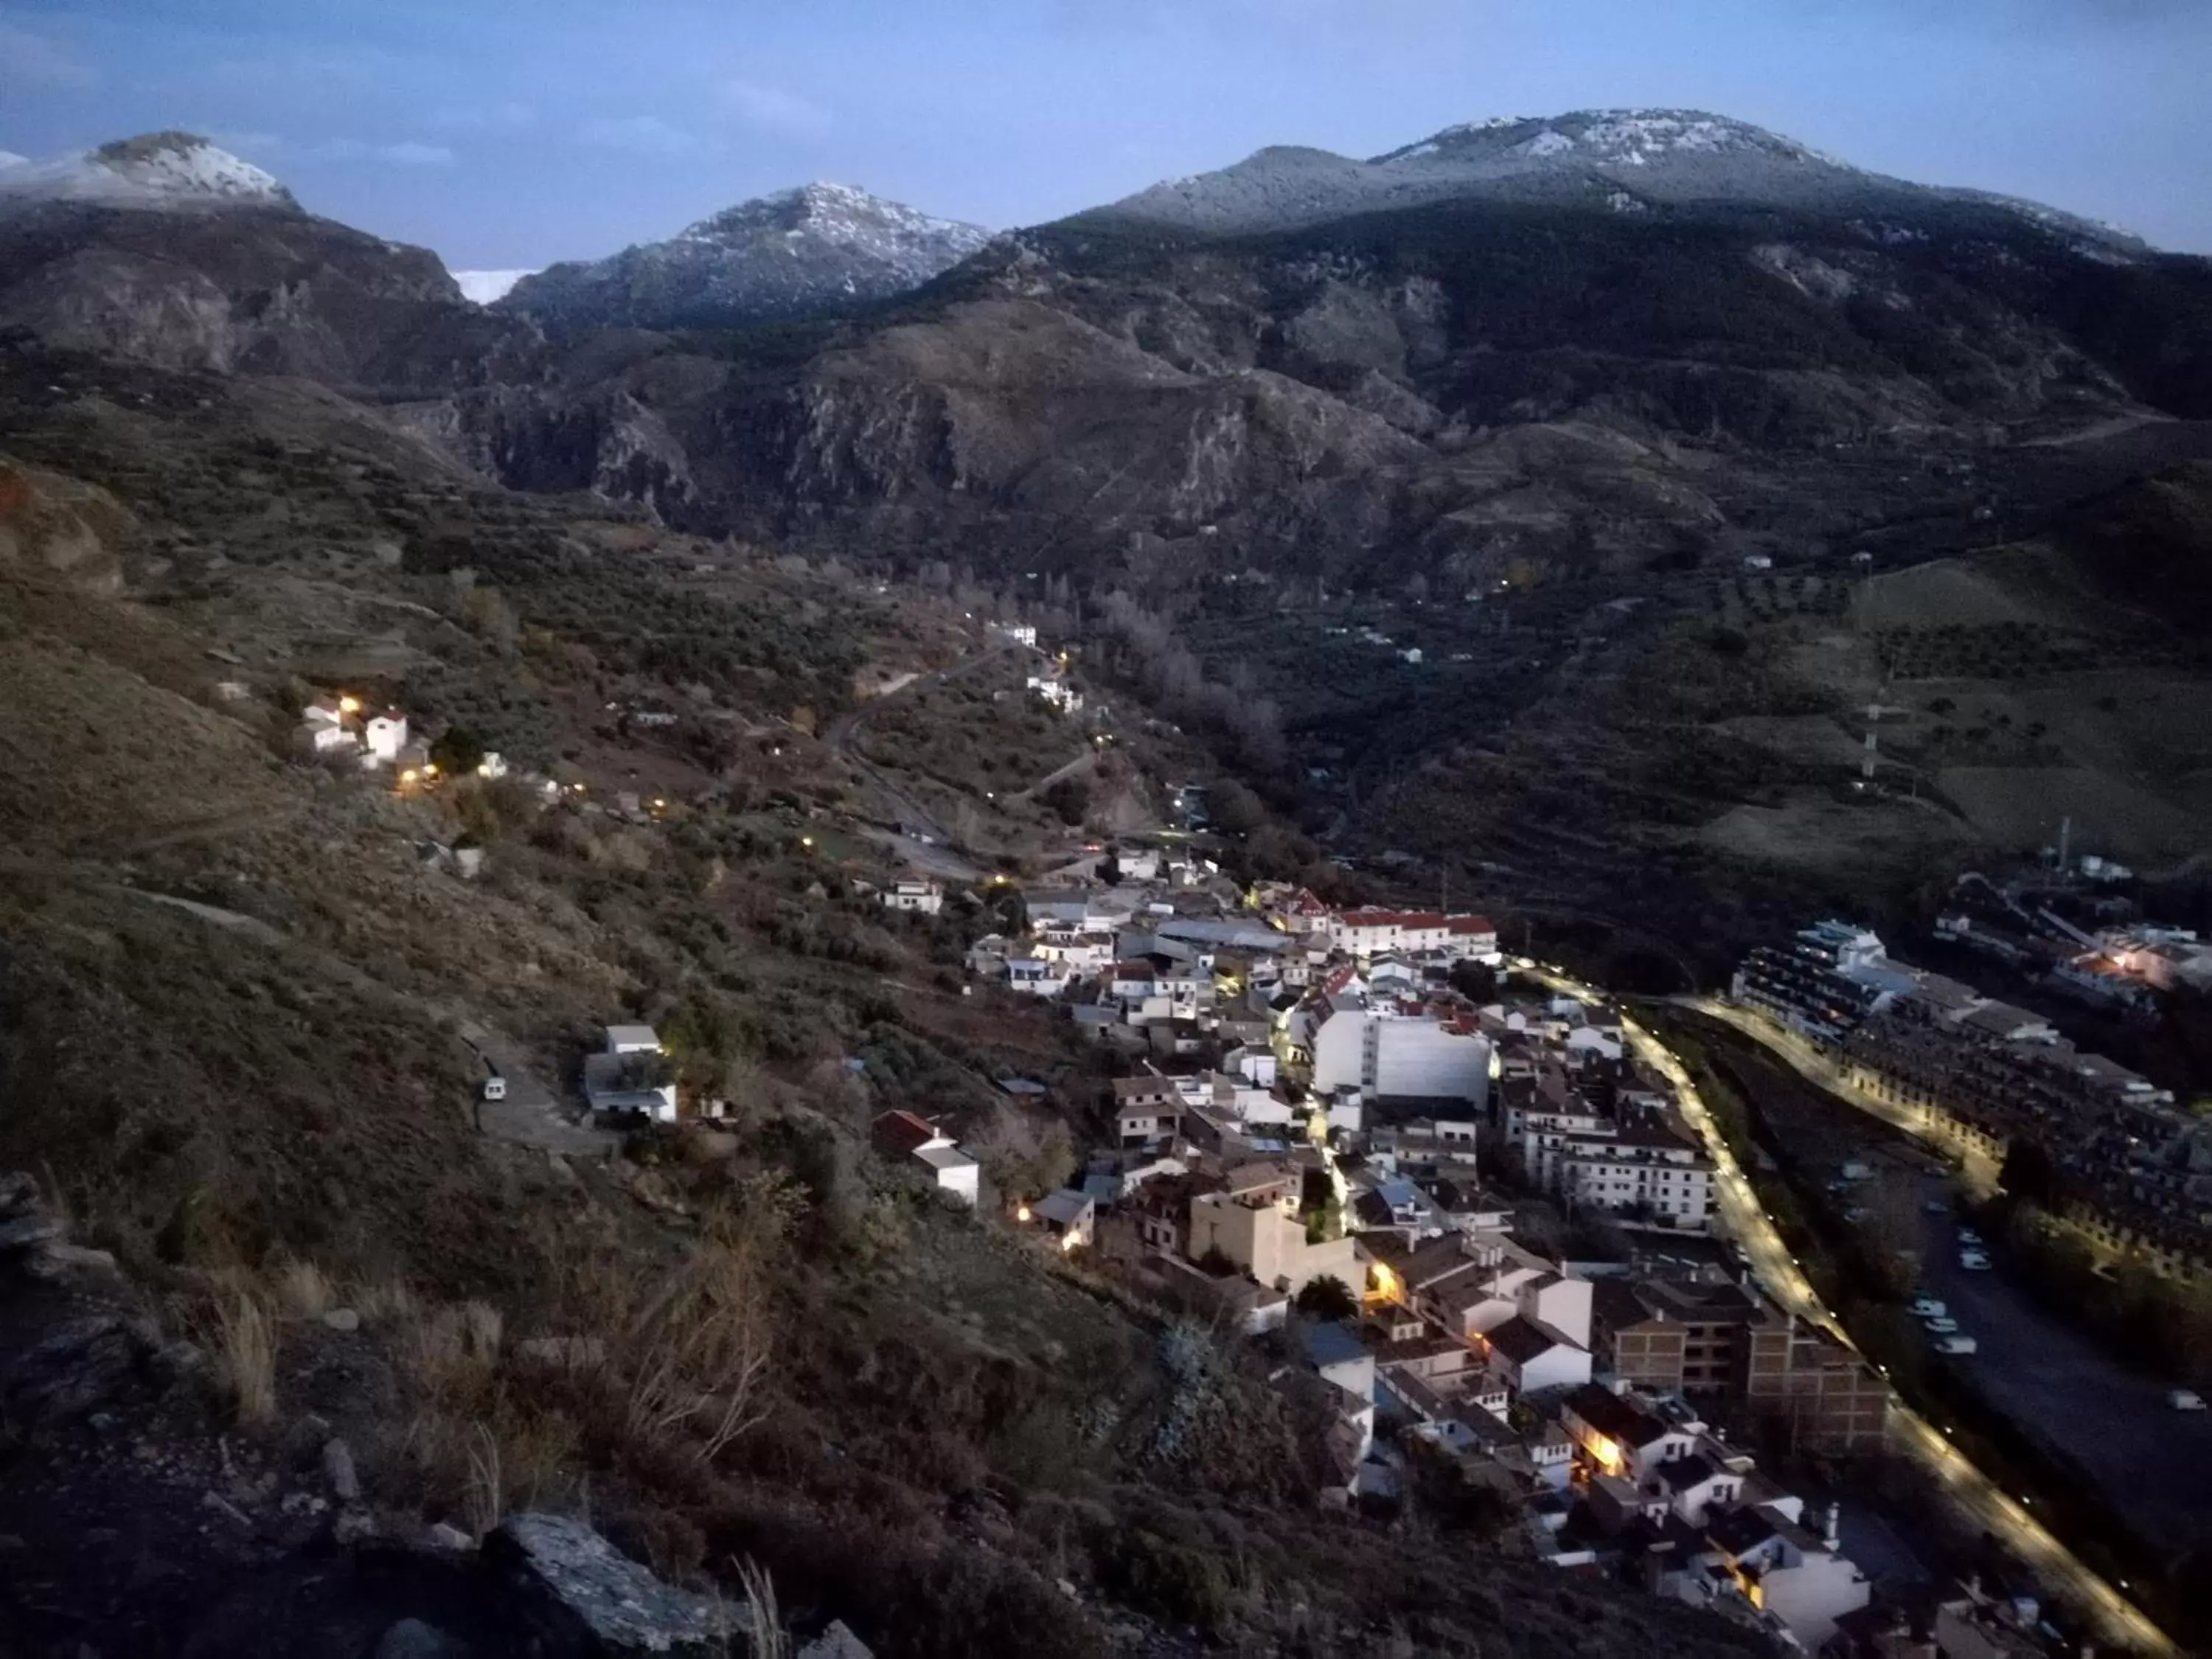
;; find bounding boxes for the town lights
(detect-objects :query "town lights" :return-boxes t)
[338,695,361,714]
[800,835,815,849]
[1016,1203,1032,1222]
[399,768,420,785]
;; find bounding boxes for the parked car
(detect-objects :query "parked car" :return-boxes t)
[1923,1316,1961,1335]
[1910,1296,1947,1318]
[481,1074,507,1103]
[1933,1335,1979,1354]
[1956,1228,1983,1247]
[1923,1198,1950,1215]
[1959,1252,1992,1271]
[2170,1390,2207,1412]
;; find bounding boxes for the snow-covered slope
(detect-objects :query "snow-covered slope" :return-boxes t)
[0,132,297,212]
[1095,108,2145,252]
[451,268,538,306]
[501,181,993,331]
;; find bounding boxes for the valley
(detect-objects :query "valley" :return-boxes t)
[1,108,2209,1659]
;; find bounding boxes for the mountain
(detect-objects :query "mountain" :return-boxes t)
[0,130,297,211]
[0,133,538,389]
[1093,108,2143,254]
[498,181,992,332]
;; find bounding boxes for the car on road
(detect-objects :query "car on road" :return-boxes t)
[2170,1390,2207,1412]
[1958,1251,1992,1270]
[1923,1198,1950,1215]
[481,1074,507,1103]
[1922,1316,1961,1334]
[1910,1296,1947,1318]
[1956,1228,1983,1247]
[1932,1335,1979,1354]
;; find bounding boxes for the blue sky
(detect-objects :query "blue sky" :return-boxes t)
[5,0,2210,265]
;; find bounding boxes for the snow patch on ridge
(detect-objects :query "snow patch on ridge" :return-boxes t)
[452,268,537,305]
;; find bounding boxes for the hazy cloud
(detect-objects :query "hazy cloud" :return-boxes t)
[719,80,832,137]
[1,20,99,88]
[579,115,696,156]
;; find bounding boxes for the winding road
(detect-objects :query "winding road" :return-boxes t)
[827,637,1037,873]
[1515,958,2180,1658]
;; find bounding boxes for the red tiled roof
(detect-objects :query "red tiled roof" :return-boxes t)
[872,1110,939,1155]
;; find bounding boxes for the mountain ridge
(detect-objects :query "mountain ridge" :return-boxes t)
[498,179,993,332]
[1091,107,2147,255]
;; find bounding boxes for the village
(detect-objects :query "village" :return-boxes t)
[268,669,2138,1659]
[852,858,1913,1654]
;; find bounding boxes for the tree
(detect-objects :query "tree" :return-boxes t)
[1294,1274,1358,1322]
[1999,1137,2056,1206]
[430,724,487,777]
[1042,776,1090,827]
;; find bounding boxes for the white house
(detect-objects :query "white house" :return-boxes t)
[1026,676,1084,714]
[604,1023,663,1055]
[1302,1321,1378,1463]
[913,1142,981,1207]
[1031,1189,1096,1249]
[583,1023,677,1121]
[882,879,945,916]
[364,712,409,765]
[1006,959,1068,998]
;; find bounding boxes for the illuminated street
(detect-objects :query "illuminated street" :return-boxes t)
[1512,960,2179,1657]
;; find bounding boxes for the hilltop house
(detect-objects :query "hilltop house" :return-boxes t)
[583,1023,677,1121]
[881,879,945,916]
[872,1109,980,1206]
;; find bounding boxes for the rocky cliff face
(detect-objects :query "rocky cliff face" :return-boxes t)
[500,181,992,333]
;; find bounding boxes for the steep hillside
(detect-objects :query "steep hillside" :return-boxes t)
[0,336,1783,1658]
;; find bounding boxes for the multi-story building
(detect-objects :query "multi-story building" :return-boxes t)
[1309,998,1492,1106]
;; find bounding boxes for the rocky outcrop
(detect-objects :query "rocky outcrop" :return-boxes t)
[483,1513,740,1656]
[0,457,135,593]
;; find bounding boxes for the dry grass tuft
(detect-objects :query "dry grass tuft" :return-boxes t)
[213,1288,279,1423]
[274,1257,335,1320]
[406,1298,504,1400]
[351,1274,420,1327]
[732,1557,788,1659]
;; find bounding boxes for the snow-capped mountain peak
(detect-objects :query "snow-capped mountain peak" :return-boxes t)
[0,132,297,212]
[1096,105,2138,251]
[501,182,993,331]
[1381,108,1843,170]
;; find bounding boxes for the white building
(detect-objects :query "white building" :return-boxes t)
[1026,675,1084,714]
[881,879,945,916]
[912,1141,981,1207]
[1319,909,1500,964]
[364,712,409,765]
[1006,959,1068,998]
[584,1023,677,1121]
[1310,1003,1490,1106]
